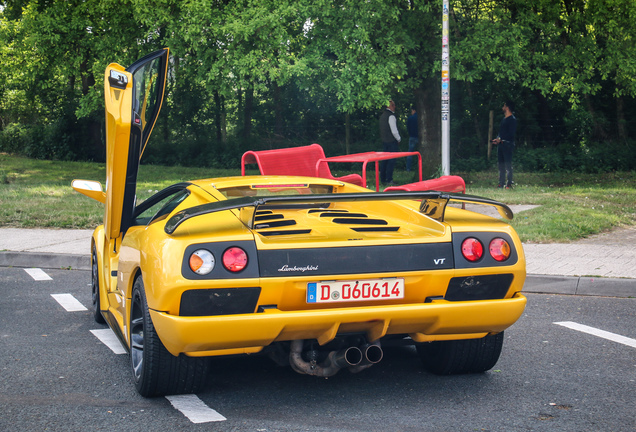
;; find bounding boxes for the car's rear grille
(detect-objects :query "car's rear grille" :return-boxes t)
[255,213,285,222]
[255,219,297,229]
[319,212,368,218]
[351,226,400,232]
[254,209,397,236]
[259,229,312,237]
[308,209,348,214]
[332,218,388,225]
[254,212,307,235]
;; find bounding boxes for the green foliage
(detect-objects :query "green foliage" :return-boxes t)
[515,140,636,173]
[1,0,636,172]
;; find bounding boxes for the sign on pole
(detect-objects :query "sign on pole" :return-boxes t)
[441,0,450,175]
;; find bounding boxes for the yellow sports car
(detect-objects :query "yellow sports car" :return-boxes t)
[73,49,526,397]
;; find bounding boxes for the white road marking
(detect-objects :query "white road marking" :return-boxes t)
[24,268,52,281]
[90,328,127,354]
[51,293,87,312]
[555,321,636,349]
[166,394,227,423]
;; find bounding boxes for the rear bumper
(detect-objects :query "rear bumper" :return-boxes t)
[150,293,527,357]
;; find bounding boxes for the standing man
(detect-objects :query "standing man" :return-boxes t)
[379,99,401,185]
[406,105,418,172]
[492,101,517,189]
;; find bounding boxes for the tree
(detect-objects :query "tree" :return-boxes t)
[0,0,149,160]
[2,0,635,171]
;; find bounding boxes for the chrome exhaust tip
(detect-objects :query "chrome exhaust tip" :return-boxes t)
[332,346,363,369]
[363,342,383,364]
[349,341,383,373]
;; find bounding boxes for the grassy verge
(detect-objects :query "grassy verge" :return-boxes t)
[458,171,636,243]
[1,153,635,243]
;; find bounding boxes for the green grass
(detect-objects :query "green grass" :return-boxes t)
[457,171,636,243]
[1,153,635,242]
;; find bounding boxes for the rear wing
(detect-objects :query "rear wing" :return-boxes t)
[164,191,513,235]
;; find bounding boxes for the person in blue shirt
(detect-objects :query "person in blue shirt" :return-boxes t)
[406,106,418,172]
[492,101,517,188]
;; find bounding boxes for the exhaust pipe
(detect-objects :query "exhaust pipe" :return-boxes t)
[289,340,363,377]
[330,345,364,369]
[349,341,383,373]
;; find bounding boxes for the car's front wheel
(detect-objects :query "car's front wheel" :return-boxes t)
[417,332,504,375]
[130,277,209,397]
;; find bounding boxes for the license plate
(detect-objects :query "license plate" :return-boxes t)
[307,278,404,303]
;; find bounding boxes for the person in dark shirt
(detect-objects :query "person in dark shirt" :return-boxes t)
[406,106,418,172]
[492,101,517,188]
[378,100,401,184]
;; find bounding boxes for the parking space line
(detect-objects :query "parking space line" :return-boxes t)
[90,329,127,354]
[166,394,227,423]
[51,293,88,312]
[24,268,52,281]
[554,321,636,348]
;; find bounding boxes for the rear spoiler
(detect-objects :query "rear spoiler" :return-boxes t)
[164,191,513,235]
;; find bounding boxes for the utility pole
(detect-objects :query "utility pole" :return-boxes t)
[441,0,450,175]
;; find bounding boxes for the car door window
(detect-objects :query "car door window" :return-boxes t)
[131,57,163,156]
[135,188,190,226]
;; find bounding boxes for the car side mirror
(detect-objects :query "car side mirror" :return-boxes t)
[72,179,106,204]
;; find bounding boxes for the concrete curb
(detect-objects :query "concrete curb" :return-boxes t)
[2,251,635,299]
[524,274,636,298]
[0,251,90,271]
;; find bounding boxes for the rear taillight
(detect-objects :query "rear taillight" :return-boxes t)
[189,249,215,275]
[222,247,248,272]
[461,238,483,262]
[489,238,511,262]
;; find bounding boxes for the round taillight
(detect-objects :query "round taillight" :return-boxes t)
[189,249,215,275]
[489,238,511,262]
[461,238,483,262]
[223,247,248,272]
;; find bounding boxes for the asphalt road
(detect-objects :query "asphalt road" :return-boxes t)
[1,267,634,432]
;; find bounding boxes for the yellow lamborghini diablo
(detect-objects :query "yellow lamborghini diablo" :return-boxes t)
[73,49,526,397]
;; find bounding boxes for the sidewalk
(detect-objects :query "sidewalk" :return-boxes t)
[1,225,636,298]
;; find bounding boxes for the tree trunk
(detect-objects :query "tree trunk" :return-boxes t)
[345,113,351,154]
[214,91,227,144]
[414,80,441,178]
[536,91,554,147]
[243,85,253,140]
[237,86,243,137]
[488,110,494,160]
[272,82,284,138]
[466,84,483,147]
[617,95,626,142]
[585,94,607,141]
[78,57,103,160]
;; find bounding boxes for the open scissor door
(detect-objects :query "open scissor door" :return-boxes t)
[103,48,169,242]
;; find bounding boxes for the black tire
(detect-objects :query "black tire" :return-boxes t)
[91,245,106,324]
[130,277,209,397]
[417,332,504,375]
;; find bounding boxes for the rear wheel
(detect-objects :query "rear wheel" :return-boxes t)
[417,332,504,375]
[91,245,106,324]
[130,277,209,397]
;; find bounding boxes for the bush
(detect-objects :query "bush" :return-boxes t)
[452,155,495,172]
[0,123,29,154]
[0,116,105,162]
[514,141,636,173]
